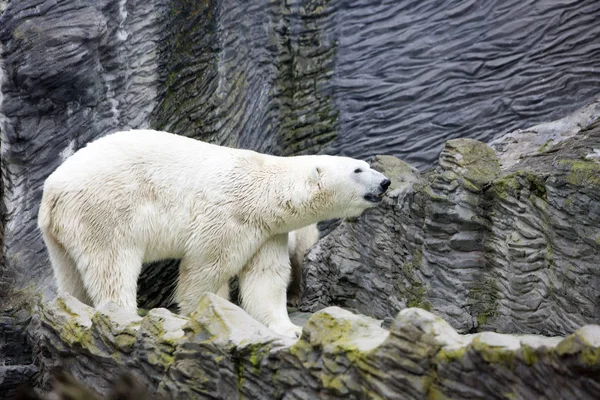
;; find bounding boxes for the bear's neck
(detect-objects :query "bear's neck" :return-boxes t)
[240,156,333,235]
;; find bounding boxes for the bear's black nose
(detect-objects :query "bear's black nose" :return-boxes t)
[380,179,391,191]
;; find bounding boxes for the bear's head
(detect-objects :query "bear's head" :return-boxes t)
[307,155,391,219]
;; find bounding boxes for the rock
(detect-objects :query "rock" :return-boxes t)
[29,294,600,399]
[490,100,600,169]
[300,110,600,336]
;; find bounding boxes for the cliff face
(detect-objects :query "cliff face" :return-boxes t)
[2,0,600,299]
[13,106,600,399]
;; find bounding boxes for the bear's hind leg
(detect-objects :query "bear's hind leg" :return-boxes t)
[239,234,302,338]
[42,231,91,305]
[77,249,143,312]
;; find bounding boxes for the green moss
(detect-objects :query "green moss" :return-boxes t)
[320,375,346,392]
[147,352,175,368]
[443,139,501,187]
[467,277,499,331]
[477,313,488,326]
[232,354,245,396]
[555,333,600,366]
[427,387,447,400]
[115,333,137,349]
[557,159,600,186]
[471,338,515,367]
[137,308,149,317]
[273,0,339,156]
[306,312,353,345]
[581,347,600,366]
[493,174,520,199]
[236,341,268,373]
[537,139,553,153]
[399,249,431,311]
[521,345,538,365]
[151,0,218,137]
[436,346,468,363]
[564,197,574,207]
[546,245,554,268]
[493,170,547,200]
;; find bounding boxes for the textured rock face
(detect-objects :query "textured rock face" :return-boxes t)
[0,0,165,295]
[300,104,600,336]
[0,298,37,399]
[31,294,600,399]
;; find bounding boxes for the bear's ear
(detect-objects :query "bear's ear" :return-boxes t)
[311,166,323,182]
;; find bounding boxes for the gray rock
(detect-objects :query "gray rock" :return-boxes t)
[300,109,600,336]
[490,99,600,169]
[29,294,600,399]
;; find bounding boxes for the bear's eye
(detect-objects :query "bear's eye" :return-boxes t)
[354,168,362,174]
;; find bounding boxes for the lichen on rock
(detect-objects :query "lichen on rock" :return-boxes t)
[28,294,600,399]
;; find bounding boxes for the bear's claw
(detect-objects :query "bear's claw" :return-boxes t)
[268,322,303,339]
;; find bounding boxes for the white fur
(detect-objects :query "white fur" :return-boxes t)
[38,129,388,338]
[216,223,320,305]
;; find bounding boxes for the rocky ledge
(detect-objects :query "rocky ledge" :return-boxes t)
[300,101,600,337]
[30,294,600,399]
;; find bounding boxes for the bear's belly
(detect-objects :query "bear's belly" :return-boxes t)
[135,204,189,263]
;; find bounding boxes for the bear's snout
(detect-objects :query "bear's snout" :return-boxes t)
[379,179,391,192]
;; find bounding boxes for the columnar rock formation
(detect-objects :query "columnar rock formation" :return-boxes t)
[300,102,600,337]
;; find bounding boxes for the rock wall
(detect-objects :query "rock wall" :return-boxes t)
[30,294,600,399]
[300,101,600,336]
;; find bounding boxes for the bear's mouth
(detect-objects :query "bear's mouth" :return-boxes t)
[364,193,384,203]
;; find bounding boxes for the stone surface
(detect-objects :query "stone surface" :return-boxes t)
[490,99,600,169]
[300,107,600,336]
[29,294,600,399]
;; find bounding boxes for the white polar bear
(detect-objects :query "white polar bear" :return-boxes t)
[38,129,390,338]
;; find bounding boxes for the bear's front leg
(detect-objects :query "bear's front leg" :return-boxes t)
[239,234,302,338]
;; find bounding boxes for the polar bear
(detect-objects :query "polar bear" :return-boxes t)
[38,129,390,337]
